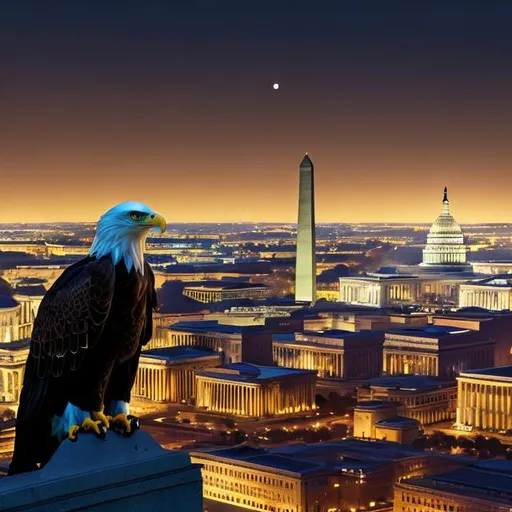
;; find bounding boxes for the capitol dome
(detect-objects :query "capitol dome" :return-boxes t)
[420,187,468,269]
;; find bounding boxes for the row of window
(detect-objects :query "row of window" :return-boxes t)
[401,492,456,511]
[201,463,295,490]
[205,489,296,512]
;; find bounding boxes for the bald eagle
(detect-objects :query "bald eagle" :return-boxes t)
[8,201,166,476]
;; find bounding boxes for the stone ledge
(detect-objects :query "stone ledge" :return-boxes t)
[0,430,203,512]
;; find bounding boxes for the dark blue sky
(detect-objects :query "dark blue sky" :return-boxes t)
[1,2,512,222]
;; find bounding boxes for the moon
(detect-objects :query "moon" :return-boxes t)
[273,83,279,90]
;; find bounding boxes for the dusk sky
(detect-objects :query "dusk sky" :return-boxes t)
[2,2,512,224]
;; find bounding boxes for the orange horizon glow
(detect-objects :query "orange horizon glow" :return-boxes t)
[1,152,509,225]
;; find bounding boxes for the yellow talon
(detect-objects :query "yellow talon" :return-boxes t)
[80,417,103,435]
[91,410,110,429]
[68,425,80,441]
[111,413,131,434]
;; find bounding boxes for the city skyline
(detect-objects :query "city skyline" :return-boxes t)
[2,3,512,223]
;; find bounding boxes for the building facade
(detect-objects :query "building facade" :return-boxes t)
[151,321,273,366]
[0,339,30,404]
[195,363,317,418]
[382,326,494,379]
[394,460,512,512]
[455,366,512,433]
[357,376,457,425]
[458,275,512,311]
[273,330,384,380]
[339,274,463,308]
[433,311,512,366]
[183,283,269,303]
[133,347,221,403]
[192,440,468,512]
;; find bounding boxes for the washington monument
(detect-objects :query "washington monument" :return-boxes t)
[295,154,317,303]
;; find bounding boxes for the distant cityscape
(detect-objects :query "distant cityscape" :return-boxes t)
[2,156,512,511]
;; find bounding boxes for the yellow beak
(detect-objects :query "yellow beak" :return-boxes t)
[146,212,166,233]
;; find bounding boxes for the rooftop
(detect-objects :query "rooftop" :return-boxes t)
[403,460,512,503]
[0,296,19,309]
[141,346,219,362]
[170,320,263,334]
[355,400,394,410]
[361,375,455,391]
[184,282,268,291]
[385,325,474,338]
[193,439,434,476]
[196,362,316,383]
[463,275,512,288]
[376,416,420,429]
[460,365,512,379]
[13,285,47,296]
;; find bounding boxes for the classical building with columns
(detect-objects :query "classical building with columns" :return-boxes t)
[0,339,30,404]
[382,326,495,378]
[339,273,465,308]
[195,363,317,418]
[183,282,269,303]
[455,366,512,433]
[149,320,273,366]
[133,347,222,404]
[394,460,512,512]
[192,439,467,512]
[458,275,512,311]
[272,330,384,380]
[0,296,22,343]
[12,284,45,339]
[357,375,457,425]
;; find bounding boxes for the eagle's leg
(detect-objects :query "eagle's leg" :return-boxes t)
[52,403,110,442]
[67,412,109,441]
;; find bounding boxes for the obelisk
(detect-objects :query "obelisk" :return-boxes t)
[295,154,317,303]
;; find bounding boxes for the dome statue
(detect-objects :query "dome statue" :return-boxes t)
[420,187,469,270]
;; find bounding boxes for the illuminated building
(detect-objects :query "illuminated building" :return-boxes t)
[357,376,457,425]
[354,401,421,444]
[433,310,512,365]
[133,347,221,403]
[420,187,469,269]
[455,366,512,433]
[471,261,512,275]
[394,460,512,512]
[382,326,494,378]
[458,275,512,311]
[1,264,65,290]
[304,311,429,332]
[12,284,45,339]
[147,320,273,366]
[183,282,270,303]
[0,296,22,343]
[195,363,316,418]
[191,439,468,512]
[339,272,463,308]
[0,339,30,403]
[273,330,384,380]
[295,154,317,304]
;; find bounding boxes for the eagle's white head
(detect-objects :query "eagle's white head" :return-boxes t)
[89,201,166,275]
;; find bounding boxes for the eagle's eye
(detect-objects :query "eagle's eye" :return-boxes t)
[129,211,144,221]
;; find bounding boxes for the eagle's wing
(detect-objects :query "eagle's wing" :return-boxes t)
[21,256,116,419]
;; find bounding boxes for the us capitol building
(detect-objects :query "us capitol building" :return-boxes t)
[339,187,475,308]
[420,187,470,269]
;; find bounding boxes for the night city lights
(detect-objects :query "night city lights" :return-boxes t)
[1,3,512,512]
